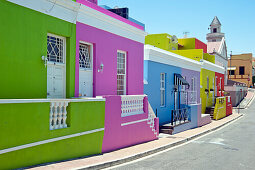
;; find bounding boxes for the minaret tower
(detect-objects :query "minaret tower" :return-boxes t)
[206,16,225,42]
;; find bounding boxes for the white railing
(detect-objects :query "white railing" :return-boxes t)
[121,95,145,117]
[180,91,198,105]
[50,101,69,130]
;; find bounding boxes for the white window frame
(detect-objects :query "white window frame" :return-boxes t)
[117,50,127,95]
[79,41,93,71]
[160,73,166,107]
[215,76,218,95]
[191,77,196,91]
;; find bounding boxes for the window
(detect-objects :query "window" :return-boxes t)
[117,51,127,95]
[213,28,217,33]
[220,77,222,90]
[207,76,209,90]
[212,39,216,42]
[229,70,235,75]
[47,35,65,63]
[239,66,245,75]
[191,77,196,91]
[160,73,166,107]
[215,76,218,94]
[79,43,92,70]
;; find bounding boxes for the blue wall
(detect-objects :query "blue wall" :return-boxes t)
[144,60,182,126]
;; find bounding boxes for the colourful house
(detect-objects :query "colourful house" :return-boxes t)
[144,44,202,134]
[0,0,158,169]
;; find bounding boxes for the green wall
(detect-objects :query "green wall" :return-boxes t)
[0,101,105,169]
[203,53,215,64]
[0,1,76,99]
[200,69,215,114]
[145,34,178,51]
[169,49,203,62]
[178,38,195,50]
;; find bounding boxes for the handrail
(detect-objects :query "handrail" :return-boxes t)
[171,107,190,126]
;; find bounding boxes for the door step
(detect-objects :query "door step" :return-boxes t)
[159,124,174,135]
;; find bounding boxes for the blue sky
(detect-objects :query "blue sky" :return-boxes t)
[99,0,255,56]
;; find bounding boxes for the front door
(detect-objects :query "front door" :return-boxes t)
[79,42,93,97]
[47,34,66,98]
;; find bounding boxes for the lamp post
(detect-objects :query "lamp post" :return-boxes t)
[229,51,232,80]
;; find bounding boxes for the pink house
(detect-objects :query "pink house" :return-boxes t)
[75,0,158,152]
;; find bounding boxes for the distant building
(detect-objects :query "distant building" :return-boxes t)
[207,16,228,85]
[228,53,253,87]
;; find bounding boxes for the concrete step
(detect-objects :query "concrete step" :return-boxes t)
[159,128,173,135]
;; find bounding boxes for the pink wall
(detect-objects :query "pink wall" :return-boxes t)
[195,39,207,53]
[215,72,224,97]
[77,0,97,5]
[75,22,144,97]
[102,96,158,153]
[76,0,144,30]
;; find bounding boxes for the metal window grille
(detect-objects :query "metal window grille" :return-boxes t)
[160,73,166,106]
[79,43,92,70]
[117,51,126,95]
[47,35,64,63]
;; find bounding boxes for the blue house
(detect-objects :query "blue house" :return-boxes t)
[144,45,202,134]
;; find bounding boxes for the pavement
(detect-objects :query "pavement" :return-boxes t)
[29,90,255,170]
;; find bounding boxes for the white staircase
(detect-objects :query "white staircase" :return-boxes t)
[147,102,158,138]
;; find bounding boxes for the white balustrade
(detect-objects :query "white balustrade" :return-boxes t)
[121,95,145,117]
[50,101,69,130]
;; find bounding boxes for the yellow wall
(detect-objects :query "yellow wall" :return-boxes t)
[200,68,215,114]
[203,53,215,64]
[169,49,203,62]
[145,34,178,51]
[213,97,226,120]
[178,38,195,50]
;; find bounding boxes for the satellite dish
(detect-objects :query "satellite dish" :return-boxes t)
[171,35,178,44]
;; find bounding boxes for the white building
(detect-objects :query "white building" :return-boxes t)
[206,16,228,85]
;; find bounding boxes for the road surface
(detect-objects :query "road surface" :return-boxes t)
[112,99,255,170]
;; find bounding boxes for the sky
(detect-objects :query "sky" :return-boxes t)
[99,0,255,57]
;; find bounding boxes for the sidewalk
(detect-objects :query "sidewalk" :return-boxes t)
[29,90,255,170]
[30,117,242,170]
[234,88,255,109]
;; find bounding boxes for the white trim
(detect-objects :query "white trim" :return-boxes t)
[117,50,127,95]
[144,45,202,72]
[7,0,80,24]
[201,59,225,74]
[0,128,104,155]
[0,97,105,104]
[77,4,147,43]
[121,119,148,126]
[7,0,147,43]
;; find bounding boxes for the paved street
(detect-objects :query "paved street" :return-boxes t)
[112,100,255,170]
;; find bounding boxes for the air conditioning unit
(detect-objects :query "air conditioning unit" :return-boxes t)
[108,7,129,19]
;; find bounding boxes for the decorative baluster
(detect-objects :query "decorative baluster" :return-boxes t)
[53,103,58,129]
[50,103,54,130]
[58,102,63,129]
[63,102,68,128]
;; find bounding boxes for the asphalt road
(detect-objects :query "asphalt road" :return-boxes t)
[112,100,255,170]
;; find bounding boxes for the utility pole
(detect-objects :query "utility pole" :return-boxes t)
[229,51,232,80]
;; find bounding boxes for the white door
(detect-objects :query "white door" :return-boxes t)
[47,34,66,98]
[79,42,93,97]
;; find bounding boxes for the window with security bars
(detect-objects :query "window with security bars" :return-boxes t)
[160,73,166,107]
[117,51,126,95]
[191,77,196,91]
[79,43,92,70]
[47,35,65,63]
